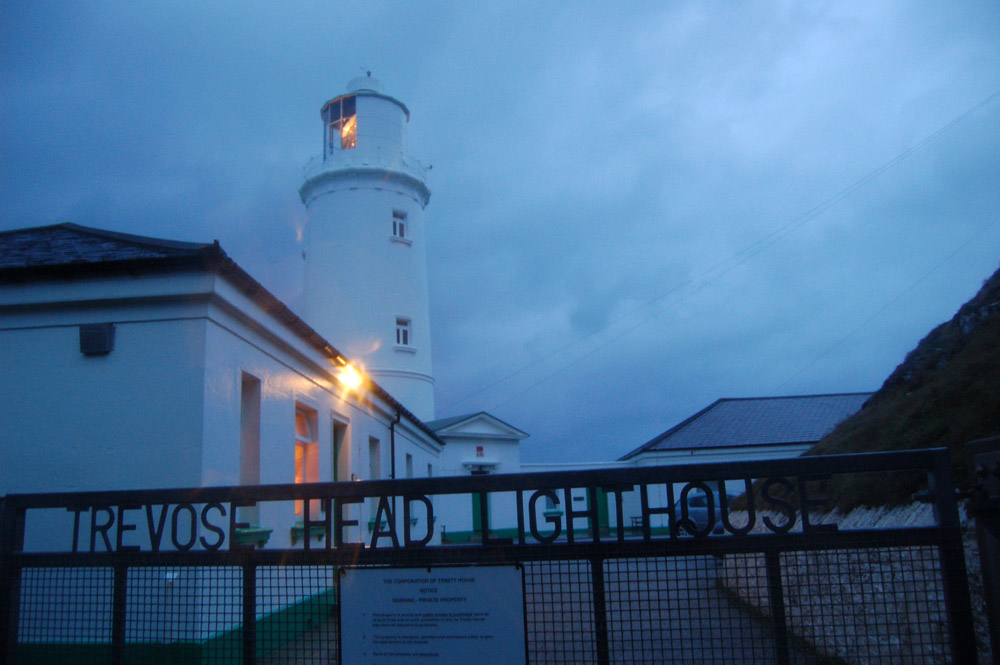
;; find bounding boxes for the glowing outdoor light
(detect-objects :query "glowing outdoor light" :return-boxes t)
[337,363,363,392]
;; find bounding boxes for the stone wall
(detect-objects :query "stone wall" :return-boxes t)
[718,503,991,664]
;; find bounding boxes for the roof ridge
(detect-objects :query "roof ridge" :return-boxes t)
[60,222,214,252]
[717,392,874,403]
[0,222,215,253]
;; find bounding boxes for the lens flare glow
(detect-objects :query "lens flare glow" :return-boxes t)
[337,363,363,392]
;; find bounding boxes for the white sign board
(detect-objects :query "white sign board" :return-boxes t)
[340,565,527,665]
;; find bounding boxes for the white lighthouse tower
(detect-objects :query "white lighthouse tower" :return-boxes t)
[300,75,435,420]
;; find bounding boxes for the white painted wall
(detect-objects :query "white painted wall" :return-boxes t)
[195,271,445,549]
[0,278,210,496]
[616,444,813,528]
[434,415,526,538]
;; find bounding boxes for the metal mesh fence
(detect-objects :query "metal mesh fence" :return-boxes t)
[524,560,597,664]
[605,555,795,664]
[16,566,113,664]
[9,546,965,665]
[1,450,977,664]
[126,566,243,663]
[10,548,965,664]
[777,546,951,665]
[256,566,338,664]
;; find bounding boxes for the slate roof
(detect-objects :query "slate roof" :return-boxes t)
[0,222,444,444]
[619,393,872,460]
[0,223,215,273]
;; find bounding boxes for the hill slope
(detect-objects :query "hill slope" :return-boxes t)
[807,263,1000,510]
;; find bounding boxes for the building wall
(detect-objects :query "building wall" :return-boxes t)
[616,444,814,528]
[302,181,433,420]
[192,273,445,549]
[435,425,524,540]
[0,283,209,497]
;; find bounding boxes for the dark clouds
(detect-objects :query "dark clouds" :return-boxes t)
[2,1,999,462]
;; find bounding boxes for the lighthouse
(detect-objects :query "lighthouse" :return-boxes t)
[300,75,435,420]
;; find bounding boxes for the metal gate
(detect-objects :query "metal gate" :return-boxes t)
[0,448,978,664]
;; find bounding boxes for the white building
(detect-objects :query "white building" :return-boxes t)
[614,393,873,527]
[427,412,529,542]
[0,223,444,550]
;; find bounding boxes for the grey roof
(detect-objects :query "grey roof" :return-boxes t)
[0,223,213,269]
[619,393,872,460]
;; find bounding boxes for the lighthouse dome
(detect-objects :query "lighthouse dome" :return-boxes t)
[347,75,384,94]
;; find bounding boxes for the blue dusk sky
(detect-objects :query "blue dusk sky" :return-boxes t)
[2,2,999,462]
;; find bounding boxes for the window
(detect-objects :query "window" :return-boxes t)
[405,453,413,479]
[240,374,261,487]
[368,437,381,480]
[392,210,407,240]
[323,95,357,154]
[240,373,261,525]
[294,406,319,516]
[368,437,381,523]
[395,317,411,347]
[333,419,349,483]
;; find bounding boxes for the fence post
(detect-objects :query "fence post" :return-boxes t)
[591,555,610,665]
[0,497,25,665]
[111,563,128,665]
[243,562,256,665]
[930,448,978,664]
[966,436,1000,662]
[0,497,9,665]
[764,549,791,665]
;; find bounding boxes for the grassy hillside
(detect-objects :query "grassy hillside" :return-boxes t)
[806,263,1000,511]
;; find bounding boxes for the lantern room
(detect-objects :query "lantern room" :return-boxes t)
[317,75,410,165]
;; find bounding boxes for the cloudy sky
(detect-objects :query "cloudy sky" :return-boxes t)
[3,2,999,463]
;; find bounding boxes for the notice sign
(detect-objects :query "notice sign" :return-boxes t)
[339,565,527,665]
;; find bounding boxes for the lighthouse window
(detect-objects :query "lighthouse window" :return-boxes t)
[324,95,357,152]
[392,210,407,239]
[395,318,412,347]
[340,116,357,149]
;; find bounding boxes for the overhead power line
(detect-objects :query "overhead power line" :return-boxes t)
[772,218,1000,394]
[438,88,1000,414]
